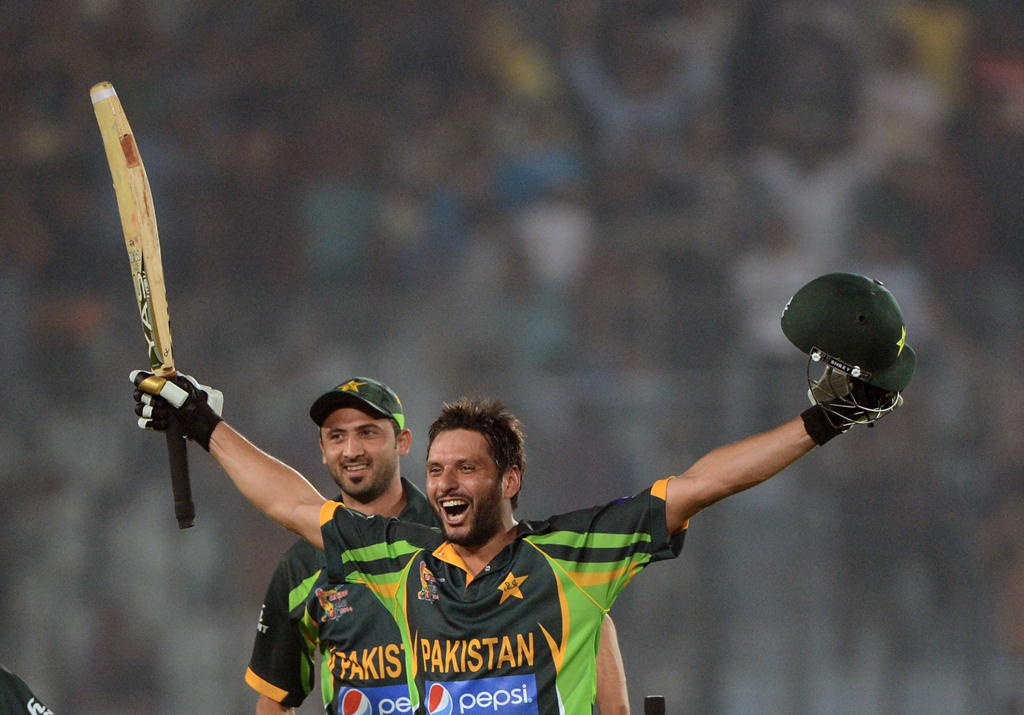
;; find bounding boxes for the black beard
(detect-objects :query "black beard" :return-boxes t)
[331,459,397,505]
[436,480,505,548]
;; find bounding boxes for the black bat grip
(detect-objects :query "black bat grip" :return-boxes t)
[644,696,665,715]
[165,411,195,529]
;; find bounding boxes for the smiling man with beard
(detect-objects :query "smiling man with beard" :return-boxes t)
[315,397,677,715]
[143,377,630,715]
[243,378,440,715]
[133,272,915,715]
[132,383,834,713]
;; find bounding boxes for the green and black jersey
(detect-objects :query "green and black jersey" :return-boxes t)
[0,665,54,714]
[246,478,437,713]
[320,478,685,715]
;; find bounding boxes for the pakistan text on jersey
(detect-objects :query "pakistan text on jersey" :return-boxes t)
[330,644,405,681]
[418,633,536,674]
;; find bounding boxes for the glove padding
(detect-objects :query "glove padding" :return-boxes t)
[132,371,224,451]
[800,404,845,446]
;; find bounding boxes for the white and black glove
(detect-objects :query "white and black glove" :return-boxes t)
[131,371,224,451]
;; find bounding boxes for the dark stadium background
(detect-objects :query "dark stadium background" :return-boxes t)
[2,1,1023,713]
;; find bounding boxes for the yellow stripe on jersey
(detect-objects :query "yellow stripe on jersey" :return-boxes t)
[525,540,608,613]
[346,573,402,601]
[651,477,689,534]
[432,542,477,584]
[561,561,643,588]
[320,500,342,526]
[394,558,419,681]
[651,477,675,500]
[245,667,290,702]
[537,571,570,674]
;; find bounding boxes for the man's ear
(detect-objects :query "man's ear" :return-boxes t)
[503,465,522,500]
[397,429,413,456]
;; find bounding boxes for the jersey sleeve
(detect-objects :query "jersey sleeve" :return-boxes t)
[245,542,322,707]
[523,478,686,609]
[320,501,441,614]
[0,665,54,714]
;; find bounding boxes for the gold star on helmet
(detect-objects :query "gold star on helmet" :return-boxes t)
[339,380,366,393]
[896,326,906,357]
[498,573,529,604]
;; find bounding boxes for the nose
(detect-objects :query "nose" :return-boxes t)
[436,465,459,493]
[340,435,364,460]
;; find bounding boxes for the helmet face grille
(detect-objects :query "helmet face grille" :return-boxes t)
[806,353,902,427]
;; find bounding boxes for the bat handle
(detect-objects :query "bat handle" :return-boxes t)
[164,411,195,529]
[644,696,666,715]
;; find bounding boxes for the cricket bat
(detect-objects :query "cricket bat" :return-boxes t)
[91,81,195,529]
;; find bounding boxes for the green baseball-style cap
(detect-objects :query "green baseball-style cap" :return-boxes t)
[781,272,917,392]
[310,377,405,429]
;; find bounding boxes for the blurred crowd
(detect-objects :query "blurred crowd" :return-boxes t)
[2,1,1024,713]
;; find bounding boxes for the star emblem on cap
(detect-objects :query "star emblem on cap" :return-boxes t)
[498,572,529,604]
[896,326,906,357]
[339,380,366,393]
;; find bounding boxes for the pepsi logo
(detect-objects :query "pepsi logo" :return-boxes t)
[426,683,453,715]
[424,676,538,714]
[341,688,372,715]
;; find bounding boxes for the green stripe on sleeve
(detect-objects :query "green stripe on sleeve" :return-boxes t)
[288,569,323,612]
[546,556,650,574]
[526,531,653,549]
[340,539,422,565]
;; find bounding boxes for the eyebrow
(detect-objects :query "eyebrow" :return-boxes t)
[426,456,479,468]
[325,422,384,434]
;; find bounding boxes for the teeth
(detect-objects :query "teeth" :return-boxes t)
[441,498,468,508]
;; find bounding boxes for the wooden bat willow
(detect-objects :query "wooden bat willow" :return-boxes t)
[91,81,195,529]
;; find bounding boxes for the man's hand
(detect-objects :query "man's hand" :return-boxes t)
[132,371,224,450]
[802,367,904,445]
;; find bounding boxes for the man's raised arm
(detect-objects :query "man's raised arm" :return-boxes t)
[663,271,918,534]
[133,371,326,548]
[208,423,326,548]
[664,416,815,534]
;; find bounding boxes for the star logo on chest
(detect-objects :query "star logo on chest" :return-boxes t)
[498,572,529,604]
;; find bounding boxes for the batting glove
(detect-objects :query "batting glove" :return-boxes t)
[801,368,904,446]
[131,371,224,450]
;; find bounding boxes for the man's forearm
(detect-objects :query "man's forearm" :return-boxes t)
[208,422,326,548]
[256,695,294,715]
[665,417,815,531]
[595,615,629,715]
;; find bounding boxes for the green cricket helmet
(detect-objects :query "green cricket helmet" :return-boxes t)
[782,272,916,424]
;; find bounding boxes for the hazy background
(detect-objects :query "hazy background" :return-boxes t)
[2,1,1023,713]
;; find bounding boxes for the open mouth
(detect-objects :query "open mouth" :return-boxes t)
[440,498,470,521]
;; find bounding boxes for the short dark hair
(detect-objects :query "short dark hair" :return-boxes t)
[427,397,526,509]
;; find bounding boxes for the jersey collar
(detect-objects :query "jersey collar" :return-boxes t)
[432,530,521,586]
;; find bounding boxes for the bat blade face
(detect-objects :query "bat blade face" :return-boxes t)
[92,81,194,530]
[91,81,175,377]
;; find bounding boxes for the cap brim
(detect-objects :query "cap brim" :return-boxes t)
[866,344,916,392]
[310,392,391,427]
